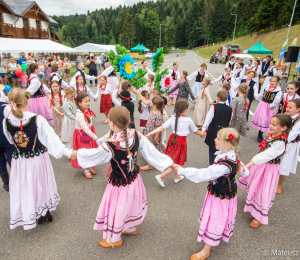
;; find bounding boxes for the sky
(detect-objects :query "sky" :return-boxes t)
[37,0,148,16]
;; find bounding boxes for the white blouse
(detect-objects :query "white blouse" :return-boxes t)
[75,110,97,140]
[69,70,96,88]
[26,74,51,95]
[50,73,69,89]
[101,65,114,77]
[74,84,96,100]
[178,149,249,183]
[256,85,282,109]
[264,66,278,77]
[0,91,8,103]
[211,73,231,84]
[143,67,155,79]
[94,83,113,98]
[77,129,174,170]
[3,111,71,158]
[169,68,180,80]
[288,113,300,143]
[162,115,198,136]
[187,70,208,81]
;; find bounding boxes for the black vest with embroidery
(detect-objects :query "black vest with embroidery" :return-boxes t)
[259,135,287,164]
[228,62,235,70]
[291,117,300,143]
[221,75,231,84]
[241,79,255,102]
[267,67,275,77]
[29,78,45,98]
[262,90,279,103]
[106,131,140,187]
[195,71,205,82]
[207,159,238,200]
[5,115,47,159]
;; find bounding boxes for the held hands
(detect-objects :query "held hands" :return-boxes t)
[132,87,138,94]
[116,84,120,90]
[210,82,213,85]
[70,150,77,160]
[209,102,214,105]
[192,98,196,101]
[60,112,65,118]
[270,107,275,110]
[199,131,206,138]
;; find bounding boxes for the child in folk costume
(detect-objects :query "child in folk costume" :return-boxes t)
[138,90,150,134]
[201,90,232,165]
[251,76,282,142]
[277,99,300,194]
[71,93,99,179]
[167,62,180,105]
[75,106,174,248]
[193,77,213,129]
[252,59,261,86]
[140,97,165,171]
[277,81,300,114]
[94,76,113,124]
[141,60,155,80]
[74,75,97,101]
[240,70,258,120]
[242,59,255,80]
[230,83,249,137]
[231,62,244,99]
[238,114,291,228]
[211,67,232,87]
[3,88,74,229]
[50,63,69,89]
[262,60,277,88]
[138,74,155,93]
[146,99,202,187]
[166,71,195,103]
[61,87,76,151]
[187,63,208,103]
[101,65,119,92]
[225,56,235,71]
[173,128,249,260]
[26,63,53,124]
[50,81,64,137]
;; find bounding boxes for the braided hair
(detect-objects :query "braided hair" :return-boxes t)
[238,83,249,112]
[76,93,91,124]
[171,99,189,145]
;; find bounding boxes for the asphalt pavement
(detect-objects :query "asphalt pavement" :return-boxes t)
[0,51,299,260]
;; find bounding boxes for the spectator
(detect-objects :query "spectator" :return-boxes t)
[276,64,289,93]
[17,52,27,66]
[0,54,8,85]
[7,57,21,88]
[87,54,98,87]
[96,53,102,75]
[38,57,45,84]
[75,54,82,71]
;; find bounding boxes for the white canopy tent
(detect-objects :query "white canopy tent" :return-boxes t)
[0,38,77,53]
[74,43,116,53]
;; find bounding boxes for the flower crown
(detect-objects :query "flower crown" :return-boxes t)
[225,134,234,141]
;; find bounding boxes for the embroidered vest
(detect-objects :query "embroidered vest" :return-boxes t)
[262,90,279,104]
[171,69,177,80]
[29,77,45,98]
[207,159,238,200]
[221,75,231,84]
[196,71,205,82]
[259,135,287,164]
[268,67,275,77]
[228,62,235,70]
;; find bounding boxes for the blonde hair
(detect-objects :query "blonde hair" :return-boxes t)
[238,83,249,105]
[64,86,75,98]
[121,80,132,91]
[8,88,29,119]
[148,74,155,82]
[201,78,211,99]
[217,128,241,172]
[201,63,207,69]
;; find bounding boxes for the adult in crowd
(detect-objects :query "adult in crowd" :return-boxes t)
[75,54,83,71]
[0,54,8,85]
[17,52,27,66]
[38,56,45,84]
[276,64,289,93]
[87,54,98,86]
[96,53,102,75]
[7,57,21,88]
[44,55,52,86]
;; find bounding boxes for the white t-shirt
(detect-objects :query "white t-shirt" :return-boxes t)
[162,115,197,136]
[96,56,102,64]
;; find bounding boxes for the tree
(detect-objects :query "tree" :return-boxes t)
[144,10,160,50]
[120,13,135,49]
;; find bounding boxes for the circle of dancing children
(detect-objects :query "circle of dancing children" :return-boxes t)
[238,114,291,228]
[230,83,249,137]
[95,75,113,124]
[50,81,64,137]
[277,81,300,114]
[145,99,202,187]
[187,63,208,103]
[138,90,150,134]
[26,63,53,124]
[167,62,180,105]
[71,93,99,179]
[193,77,212,130]
[61,86,76,151]
[251,76,282,142]
[74,106,174,248]
[277,99,300,194]
[3,88,74,229]
[173,128,249,260]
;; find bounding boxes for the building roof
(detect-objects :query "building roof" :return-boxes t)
[3,0,59,25]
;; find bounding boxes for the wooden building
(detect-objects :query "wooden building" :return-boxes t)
[0,0,61,42]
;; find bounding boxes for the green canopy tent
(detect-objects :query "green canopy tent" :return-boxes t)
[130,44,150,52]
[243,41,273,54]
[140,44,150,52]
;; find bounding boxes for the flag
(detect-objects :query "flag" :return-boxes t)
[277,40,288,67]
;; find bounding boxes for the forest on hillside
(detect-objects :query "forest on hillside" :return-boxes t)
[51,0,300,51]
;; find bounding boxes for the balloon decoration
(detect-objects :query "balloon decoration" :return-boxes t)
[21,63,28,70]
[4,85,12,93]
[61,62,64,66]
[14,69,22,77]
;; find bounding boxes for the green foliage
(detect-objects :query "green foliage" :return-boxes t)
[152,47,164,72]
[154,68,170,94]
[129,68,148,89]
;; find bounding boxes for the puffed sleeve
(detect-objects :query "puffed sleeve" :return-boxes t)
[37,115,72,158]
[162,117,173,130]
[43,84,51,95]
[26,78,41,95]
[138,134,173,171]
[101,66,114,76]
[77,142,112,169]
[76,113,98,140]
[288,121,300,143]
[187,71,198,81]
[61,80,69,89]
[252,141,285,165]
[212,75,222,84]
[85,85,96,100]
[112,89,121,106]
[270,89,282,108]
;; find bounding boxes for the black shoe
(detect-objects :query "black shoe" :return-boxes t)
[257,133,263,143]
[45,211,53,222]
[37,215,46,225]
[0,173,9,192]
[247,126,249,130]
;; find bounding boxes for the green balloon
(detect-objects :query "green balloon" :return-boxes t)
[21,64,28,70]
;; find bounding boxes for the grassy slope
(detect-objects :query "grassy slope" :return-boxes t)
[194,24,300,78]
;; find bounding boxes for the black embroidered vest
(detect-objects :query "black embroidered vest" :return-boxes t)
[268,67,275,77]
[259,135,287,164]
[228,62,235,70]
[221,75,231,84]
[106,131,140,186]
[5,115,47,159]
[291,117,300,143]
[207,159,238,200]
[262,90,279,103]
[29,77,45,98]
[196,71,205,82]
[241,79,255,102]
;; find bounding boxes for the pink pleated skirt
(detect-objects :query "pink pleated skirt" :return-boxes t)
[251,101,277,132]
[107,76,119,92]
[28,96,53,124]
[238,163,280,225]
[94,173,147,240]
[197,192,237,246]
[9,152,59,230]
[168,80,178,97]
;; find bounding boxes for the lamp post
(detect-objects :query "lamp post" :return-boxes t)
[231,13,237,45]
[159,24,164,48]
[286,0,298,41]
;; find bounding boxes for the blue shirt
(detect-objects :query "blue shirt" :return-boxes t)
[18,58,27,65]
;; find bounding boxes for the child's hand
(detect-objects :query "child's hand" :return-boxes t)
[200,131,206,138]
[209,102,214,105]
[145,133,151,139]
[94,99,97,102]
[192,98,196,101]
[210,82,213,85]
[116,84,120,90]
[229,121,231,126]
[70,150,77,160]
[154,138,159,144]
[270,107,275,110]
[60,112,65,117]
[132,87,138,94]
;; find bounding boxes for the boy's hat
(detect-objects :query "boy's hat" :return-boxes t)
[119,90,132,102]
[245,70,257,78]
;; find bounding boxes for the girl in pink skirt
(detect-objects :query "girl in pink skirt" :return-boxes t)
[251,76,282,142]
[167,62,180,105]
[26,63,53,124]
[174,128,248,260]
[3,88,74,230]
[75,106,174,248]
[239,114,291,228]
[101,65,120,92]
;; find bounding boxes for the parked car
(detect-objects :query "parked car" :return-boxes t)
[210,52,219,63]
[231,54,254,65]
[145,53,154,59]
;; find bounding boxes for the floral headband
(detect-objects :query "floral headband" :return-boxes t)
[225,134,234,141]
